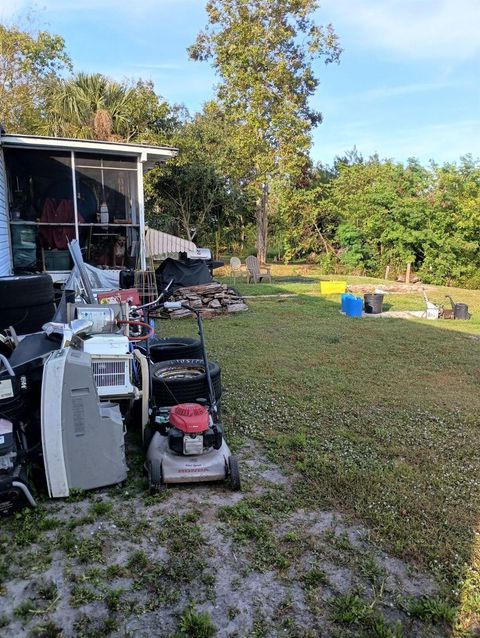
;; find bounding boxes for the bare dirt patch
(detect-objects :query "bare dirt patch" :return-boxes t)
[0,442,450,637]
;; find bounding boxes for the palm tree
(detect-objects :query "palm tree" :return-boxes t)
[41,72,137,141]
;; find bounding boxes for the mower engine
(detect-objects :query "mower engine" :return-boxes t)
[167,404,223,455]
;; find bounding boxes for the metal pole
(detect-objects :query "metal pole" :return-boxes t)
[137,155,146,270]
[70,151,79,241]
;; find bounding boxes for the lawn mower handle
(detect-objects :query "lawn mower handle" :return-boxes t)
[165,300,219,421]
[132,279,174,312]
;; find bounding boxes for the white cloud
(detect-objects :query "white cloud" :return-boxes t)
[320,0,480,61]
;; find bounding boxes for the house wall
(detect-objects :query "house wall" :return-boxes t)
[0,147,12,276]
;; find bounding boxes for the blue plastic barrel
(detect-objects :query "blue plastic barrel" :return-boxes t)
[341,293,352,313]
[346,295,363,317]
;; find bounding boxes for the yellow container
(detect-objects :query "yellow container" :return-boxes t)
[319,280,347,294]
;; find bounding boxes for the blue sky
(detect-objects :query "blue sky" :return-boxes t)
[1,0,479,167]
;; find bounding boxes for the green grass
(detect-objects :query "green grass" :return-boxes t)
[161,268,480,633]
[2,266,480,636]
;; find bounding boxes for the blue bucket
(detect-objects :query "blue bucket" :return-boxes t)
[341,293,353,313]
[345,296,363,318]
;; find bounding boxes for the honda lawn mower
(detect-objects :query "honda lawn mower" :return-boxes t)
[144,300,241,492]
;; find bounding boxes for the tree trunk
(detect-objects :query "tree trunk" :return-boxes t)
[256,183,268,263]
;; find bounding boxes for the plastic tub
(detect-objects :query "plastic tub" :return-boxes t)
[364,293,384,314]
[320,280,347,294]
[345,296,363,317]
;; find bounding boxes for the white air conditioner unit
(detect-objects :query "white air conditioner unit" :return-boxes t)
[82,334,135,398]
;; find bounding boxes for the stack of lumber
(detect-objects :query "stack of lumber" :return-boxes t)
[164,283,248,319]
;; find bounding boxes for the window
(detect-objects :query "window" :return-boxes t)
[5,148,141,272]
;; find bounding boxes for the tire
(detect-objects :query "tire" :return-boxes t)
[229,456,241,491]
[138,337,203,363]
[0,275,55,335]
[0,275,54,310]
[147,459,164,493]
[0,300,56,334]
[151,359,222,407]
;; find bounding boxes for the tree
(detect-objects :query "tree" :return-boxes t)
[42,73,176,143]
[0,22,70,133]
[147,160,227,242]
[189,0,341,262]
[146,102,251,246]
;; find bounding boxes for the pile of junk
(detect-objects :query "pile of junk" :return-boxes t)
[0,241,240,517]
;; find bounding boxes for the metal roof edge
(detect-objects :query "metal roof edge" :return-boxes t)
[0,133,178,158]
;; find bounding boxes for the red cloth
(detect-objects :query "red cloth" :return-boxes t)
[39,199,84,249]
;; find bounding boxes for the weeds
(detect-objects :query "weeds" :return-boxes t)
[30,620,63,637]
[359,554,385,584]
[70,584,98,608]
[403,595,456,625]
[177,604,216,638]
[331,591,404,637]
[301,566,328,588]
[89,500,113,517]
[104,587,125,612]
[330,592,371,624]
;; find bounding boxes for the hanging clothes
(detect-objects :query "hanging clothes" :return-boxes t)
[39,199,83,249]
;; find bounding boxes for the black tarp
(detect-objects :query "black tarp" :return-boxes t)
[155,258,213,293]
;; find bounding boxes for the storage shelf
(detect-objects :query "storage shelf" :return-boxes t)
[10,221,139,227]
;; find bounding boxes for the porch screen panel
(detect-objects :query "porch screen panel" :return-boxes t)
[73,153,139,268]
[4,148,74,272]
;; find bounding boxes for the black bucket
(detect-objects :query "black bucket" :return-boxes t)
[454,303,470,320]
[364,293,384,314]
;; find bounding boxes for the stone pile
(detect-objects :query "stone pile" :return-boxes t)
[164,282,248,319]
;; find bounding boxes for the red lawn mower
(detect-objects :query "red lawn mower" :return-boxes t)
[143,300,241,492]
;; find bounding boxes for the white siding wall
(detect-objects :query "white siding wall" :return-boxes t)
[0,148,12,276]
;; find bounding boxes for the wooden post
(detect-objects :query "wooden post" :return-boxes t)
[384,265,390,280]
[405,262,411,285]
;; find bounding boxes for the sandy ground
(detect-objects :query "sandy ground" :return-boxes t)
[0,441,449,638]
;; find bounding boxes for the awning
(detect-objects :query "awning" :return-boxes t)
[145,228,196,260]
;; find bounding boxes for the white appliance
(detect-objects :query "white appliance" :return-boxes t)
[82,333,135,398]
[41,348,128,498]
[186,248,212,260]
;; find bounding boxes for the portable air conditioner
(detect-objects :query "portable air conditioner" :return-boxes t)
[41,348,128,498]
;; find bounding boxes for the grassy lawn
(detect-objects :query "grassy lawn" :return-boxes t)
[167,268,480,633]
[1,266,480,636]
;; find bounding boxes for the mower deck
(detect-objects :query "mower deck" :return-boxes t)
[146,431,232,484]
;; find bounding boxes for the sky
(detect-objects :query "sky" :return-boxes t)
[1,0,479,167]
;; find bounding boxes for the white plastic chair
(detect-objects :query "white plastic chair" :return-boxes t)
[421,290,440,320]
[229,257,247,284]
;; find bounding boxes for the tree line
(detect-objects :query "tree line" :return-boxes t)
[1,5,479,287]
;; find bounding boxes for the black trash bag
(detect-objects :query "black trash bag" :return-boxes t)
[155,258,212,293]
